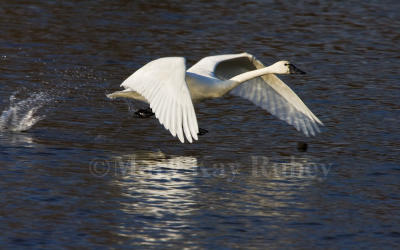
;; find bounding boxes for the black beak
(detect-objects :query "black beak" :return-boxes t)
[289,64,306,74]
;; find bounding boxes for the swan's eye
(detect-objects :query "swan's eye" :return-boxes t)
[284,63,289,66]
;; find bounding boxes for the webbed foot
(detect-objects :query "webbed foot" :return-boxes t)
[198,128,208,136]
[134,108,154,118]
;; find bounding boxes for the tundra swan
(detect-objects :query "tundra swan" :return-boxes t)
[107,52,323,143]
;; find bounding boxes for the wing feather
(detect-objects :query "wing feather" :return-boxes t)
[188,104,199,139]
[170,100,177,137]
[176,106,184,143]
[164,101,172,132]
[182,105,192,143]
[120,57,198,143]
[159,98,168,126]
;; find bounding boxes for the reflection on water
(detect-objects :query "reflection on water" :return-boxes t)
[106,151,198,243]
[249,155,331,182]
[0,131,35,147]
[87,150,333,246]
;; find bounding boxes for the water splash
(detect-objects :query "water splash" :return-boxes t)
[0,92,52,132]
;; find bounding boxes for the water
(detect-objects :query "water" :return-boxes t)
[1,0,399,248]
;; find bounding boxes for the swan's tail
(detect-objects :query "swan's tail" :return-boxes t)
[106,91,122,100]
[106,90,147,102]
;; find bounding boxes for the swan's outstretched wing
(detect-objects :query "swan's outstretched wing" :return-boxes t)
[121,57,198,143]
[231,73,323,136]
[190,52,323,136]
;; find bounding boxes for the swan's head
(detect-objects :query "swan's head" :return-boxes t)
[271,61,306,75]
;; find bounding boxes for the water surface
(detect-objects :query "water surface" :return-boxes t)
[1,0,399,248]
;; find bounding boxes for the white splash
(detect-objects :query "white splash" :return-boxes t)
[0,92,52,132]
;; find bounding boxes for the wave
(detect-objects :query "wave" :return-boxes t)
[0,92,53,132]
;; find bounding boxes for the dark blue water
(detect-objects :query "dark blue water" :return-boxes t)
[1,0,399,248]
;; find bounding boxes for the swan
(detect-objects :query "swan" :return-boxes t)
[107,52,323,143]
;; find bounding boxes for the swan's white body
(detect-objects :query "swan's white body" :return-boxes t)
[107,52,323,143]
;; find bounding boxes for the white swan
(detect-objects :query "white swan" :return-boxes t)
[107,52,323,143]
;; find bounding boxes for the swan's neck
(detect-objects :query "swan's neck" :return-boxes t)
[186,65,281,101]
[230,65,277,83]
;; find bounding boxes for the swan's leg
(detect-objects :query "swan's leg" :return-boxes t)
[134,108,154,118]
[198,128,208,136]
